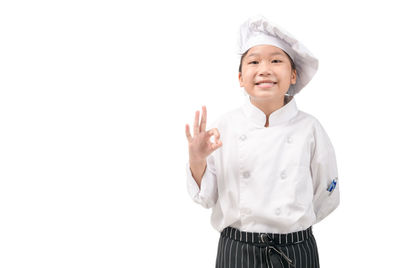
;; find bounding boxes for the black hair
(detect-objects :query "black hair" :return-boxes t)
[238,49,296,73]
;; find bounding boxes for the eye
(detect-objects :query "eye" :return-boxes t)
[272,59,282,63]
[249,60,259,64]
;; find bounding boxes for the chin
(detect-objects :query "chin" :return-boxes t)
[249,93,276,99]
[250,94,285,102]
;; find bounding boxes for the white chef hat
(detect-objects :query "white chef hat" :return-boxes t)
[238,15,319,96]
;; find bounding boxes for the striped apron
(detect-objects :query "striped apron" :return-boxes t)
[216,226,319,268]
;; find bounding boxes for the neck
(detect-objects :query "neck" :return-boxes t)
[249,95,293,127]
[249,95,292,116]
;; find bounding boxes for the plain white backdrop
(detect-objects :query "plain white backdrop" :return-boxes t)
[1,0,400,267]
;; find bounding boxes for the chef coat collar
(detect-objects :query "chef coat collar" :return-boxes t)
[242,95,298,128]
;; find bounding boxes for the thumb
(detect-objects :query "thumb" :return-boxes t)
[211,140,222,150]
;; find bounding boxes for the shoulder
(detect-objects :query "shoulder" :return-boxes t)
[295,109,327,132]
[297,110,336,154]
[293,109,334,148]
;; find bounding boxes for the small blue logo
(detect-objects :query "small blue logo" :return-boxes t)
[327,177,338,193]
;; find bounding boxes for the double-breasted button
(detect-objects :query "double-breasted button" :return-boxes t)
[243,171,250,178]
[239,134,247,141]
[287,136,293,143]
[280,170,287,179]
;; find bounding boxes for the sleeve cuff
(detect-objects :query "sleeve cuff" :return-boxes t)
[314,188,340,223]
[186,162,201,199]
[186,162,216,208]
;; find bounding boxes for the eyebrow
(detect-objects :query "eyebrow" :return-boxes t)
[246,52,285,58]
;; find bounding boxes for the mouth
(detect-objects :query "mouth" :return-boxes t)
[255,81,277,88]
[255,80,277,85]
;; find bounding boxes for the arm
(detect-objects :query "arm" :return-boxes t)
[310,119,340,223]
[185,106,221,209]
[186,153,218,209]
[189,159,207,189]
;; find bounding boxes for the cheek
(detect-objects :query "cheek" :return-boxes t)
[245,75,254,85]
[279,68,293,81]
[245,71,255,80]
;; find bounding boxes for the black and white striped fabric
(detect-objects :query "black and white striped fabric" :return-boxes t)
[216,226,319,268]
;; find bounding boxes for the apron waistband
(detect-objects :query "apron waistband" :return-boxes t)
[221,226,313,246]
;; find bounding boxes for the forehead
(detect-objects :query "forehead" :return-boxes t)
[246,45,286,58]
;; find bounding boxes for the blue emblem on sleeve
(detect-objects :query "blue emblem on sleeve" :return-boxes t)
[327,177,338,193]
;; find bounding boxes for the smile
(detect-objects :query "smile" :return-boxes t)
[255,82,276,88]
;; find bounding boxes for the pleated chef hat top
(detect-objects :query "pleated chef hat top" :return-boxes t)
[238,15,319,96]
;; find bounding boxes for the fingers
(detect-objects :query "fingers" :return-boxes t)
[207,128,222,150]
[193,110,200,135]
[207,128,221,140]
[185,124,192,142]
[211,140,222,150]
[193,106,207,135]
[200,106,207,133]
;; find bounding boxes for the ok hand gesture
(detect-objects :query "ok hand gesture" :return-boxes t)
[185,106,222,163]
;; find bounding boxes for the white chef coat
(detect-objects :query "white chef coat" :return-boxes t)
[186,96,340,234]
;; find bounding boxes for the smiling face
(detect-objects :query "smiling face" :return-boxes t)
[239,45,297,104]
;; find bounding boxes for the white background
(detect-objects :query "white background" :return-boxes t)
[1,0,399,267]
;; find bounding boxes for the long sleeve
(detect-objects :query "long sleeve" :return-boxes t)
[186,152,218,209]
[310,119,340,223]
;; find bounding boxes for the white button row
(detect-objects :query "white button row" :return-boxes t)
[242,170,287,180]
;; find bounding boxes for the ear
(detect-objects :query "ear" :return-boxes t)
[238,72,244,87]
[291,69,297,85]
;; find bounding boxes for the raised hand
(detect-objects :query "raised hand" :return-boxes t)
[185,105,222,163]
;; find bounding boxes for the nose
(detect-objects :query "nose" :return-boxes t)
[257,61,273,76]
